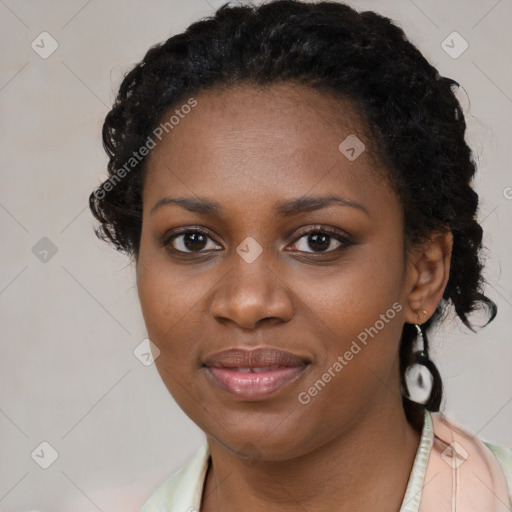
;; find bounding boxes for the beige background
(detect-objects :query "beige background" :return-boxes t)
[1,0,511,510]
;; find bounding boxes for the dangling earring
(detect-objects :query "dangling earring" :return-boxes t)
[404,322,433,404]
[414,324,429,389]
[405,320,443,410]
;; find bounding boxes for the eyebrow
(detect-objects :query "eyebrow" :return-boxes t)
[150,194,369,217]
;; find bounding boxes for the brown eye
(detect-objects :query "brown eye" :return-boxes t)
[164,229,222,253]
[289,227,353,254]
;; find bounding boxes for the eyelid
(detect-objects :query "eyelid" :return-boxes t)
[162,224,354,254]
[161,225,220,248]
[290,224,353,243]
[287,225,354,253]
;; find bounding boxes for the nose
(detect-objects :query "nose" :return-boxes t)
[210,248,294,330]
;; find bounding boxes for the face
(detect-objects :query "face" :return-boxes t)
[136,83,414,460]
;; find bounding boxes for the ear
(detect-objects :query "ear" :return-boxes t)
[404,230,453,324]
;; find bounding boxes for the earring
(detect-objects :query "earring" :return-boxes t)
[416,309,428,324]
[404,323,433,403]
[414,324,429,387]
[403,320,443,410]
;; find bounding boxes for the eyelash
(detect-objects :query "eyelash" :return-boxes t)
[161,225,354,256]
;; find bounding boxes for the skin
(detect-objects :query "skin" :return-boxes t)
[136,83,453,512]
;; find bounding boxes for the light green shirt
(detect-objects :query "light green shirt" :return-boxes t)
[140,410,512,511]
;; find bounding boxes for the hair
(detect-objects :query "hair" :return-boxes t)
[89,0,497,429]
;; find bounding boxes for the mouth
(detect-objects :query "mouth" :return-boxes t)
[203,347,310,401]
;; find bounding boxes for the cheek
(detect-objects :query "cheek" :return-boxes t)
[136,252,206,409]
[321,243,405,326]
[136,246,200,356]
[307,240,406,382]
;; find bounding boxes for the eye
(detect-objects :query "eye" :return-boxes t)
[163,228,222,253]
[288,226,353,254]
[162,225,353,256]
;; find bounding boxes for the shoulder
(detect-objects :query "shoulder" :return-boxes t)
[429,411,512,508]
[483,441,512,495]
[483,440,512,466]
[139,442,210,512]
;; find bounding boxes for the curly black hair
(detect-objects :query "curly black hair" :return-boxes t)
[89,0,497,429]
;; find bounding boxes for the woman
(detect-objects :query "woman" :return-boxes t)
[89,1,512,510]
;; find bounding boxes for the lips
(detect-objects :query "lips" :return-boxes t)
[203,347,310,401]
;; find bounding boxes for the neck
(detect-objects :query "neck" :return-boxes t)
[201,398,423,512]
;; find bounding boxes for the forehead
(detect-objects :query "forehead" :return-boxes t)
[143,83,392,216]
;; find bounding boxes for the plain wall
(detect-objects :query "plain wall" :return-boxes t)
[1,0,511,510]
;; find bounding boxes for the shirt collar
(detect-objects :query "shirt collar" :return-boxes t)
[399,409,434,512]
[142,408,434,511]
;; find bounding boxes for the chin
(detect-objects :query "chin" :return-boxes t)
[204,413,317,462]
